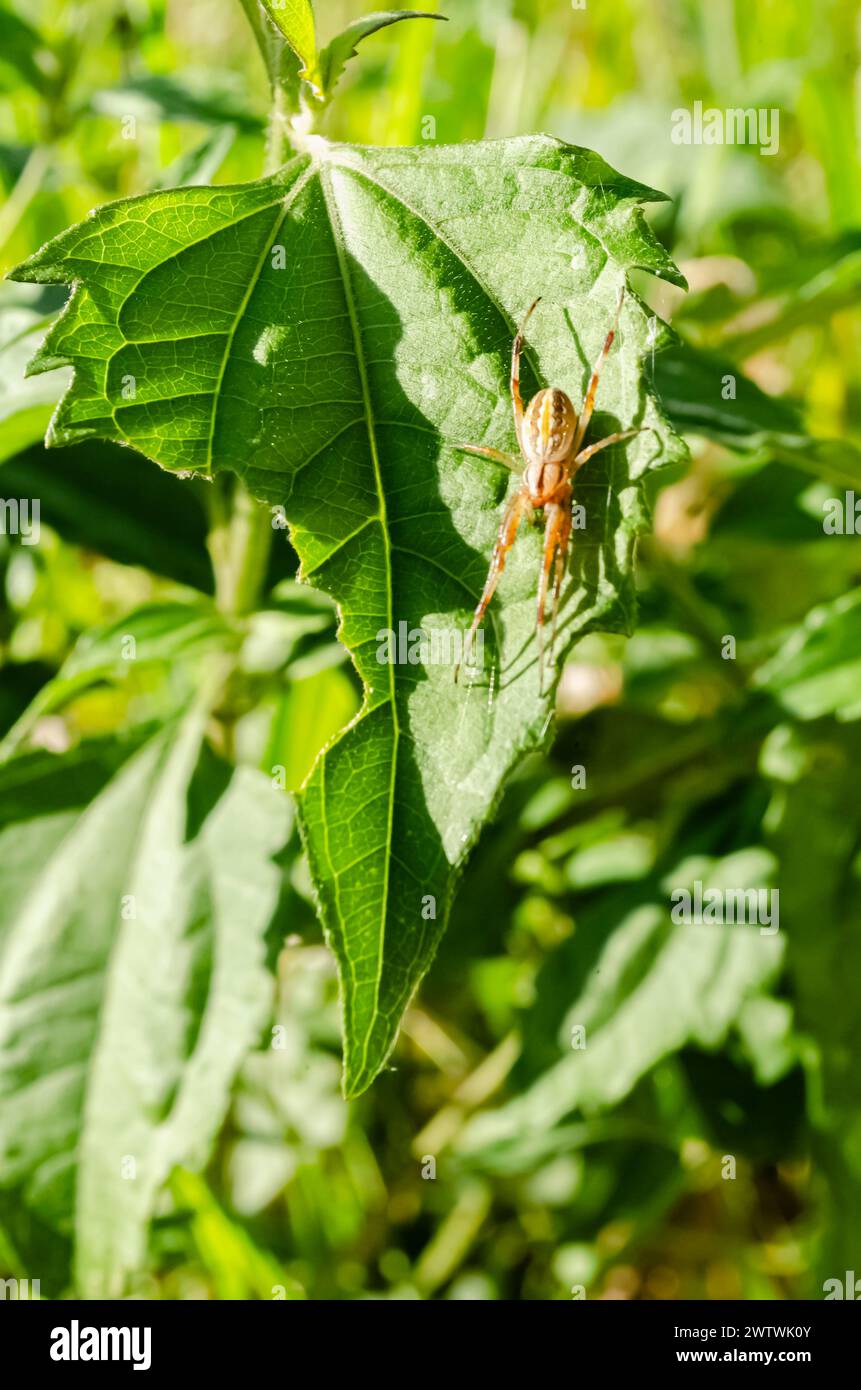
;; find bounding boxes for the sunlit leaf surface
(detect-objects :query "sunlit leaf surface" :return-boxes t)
[11,136,685,1091]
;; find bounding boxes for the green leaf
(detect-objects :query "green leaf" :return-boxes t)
[0,7,57,95]
[89,72,263,133]
[171,1168,305,1299]
[265,665,360,790]
[0,710,291,1296]
[0,600,237,761]
[656,341,861,488]
[154,125,239,191]
[10,135,685,1093]
[753,590,861,721]
[259,0,320,90]
[457,850,784,1171]
[761,719,861,1277]
[710,463,841,544]
[0,282,71,464]
[656,341,799,444]
[721,249,861,358]
[0,438,215,588]
[317,12,447,100]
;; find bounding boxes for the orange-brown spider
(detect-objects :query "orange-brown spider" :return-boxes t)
[455,287,643,692]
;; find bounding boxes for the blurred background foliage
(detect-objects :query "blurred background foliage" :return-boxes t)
[1,0,860,1299]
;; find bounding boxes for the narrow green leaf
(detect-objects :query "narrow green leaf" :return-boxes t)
[0,712,291,1296]
[0,8,57,95]
[171,1169,305,1299]
[265,665,360,789]
[154,125,238,190]
[0,600,237,761]
[89,72,263,133]
[457,850,784,1172]
[317,12,447,99]
[656,341,861,488]
[0,282,70,464]
[259,0,320,89]
[656,341,799,443]
[10,135,685,1093]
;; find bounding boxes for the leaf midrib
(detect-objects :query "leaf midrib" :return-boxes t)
[326,147,543,385]
[318,163,399,1087]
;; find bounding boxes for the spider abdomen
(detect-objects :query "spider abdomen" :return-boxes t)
[522,387,577,465]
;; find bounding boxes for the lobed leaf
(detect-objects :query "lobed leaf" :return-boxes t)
[10,134,686,1092]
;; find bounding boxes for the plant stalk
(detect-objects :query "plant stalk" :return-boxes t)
[207,476,274,619]
[202,0,308,752]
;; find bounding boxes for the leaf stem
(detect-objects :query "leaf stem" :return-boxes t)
[206,476,273,619]
[265,81,292,173]
[205,476,273,762]
[238,0,303,169]
[237,0,285,81]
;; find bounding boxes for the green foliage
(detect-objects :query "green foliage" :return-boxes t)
[0,438,215,588]
[0,0,859,1303]
[0,6,57,96]
[10,135,684,1093]
[258,0,319,89]
[754,591,861,720]
[458,850,785,1170]
[0,283,70,463]
[657,342,861,489]
[0,599,237,759]
[0,706,289,1296]
[316,12,447,102]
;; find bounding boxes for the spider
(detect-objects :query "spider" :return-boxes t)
[455,287,645,693]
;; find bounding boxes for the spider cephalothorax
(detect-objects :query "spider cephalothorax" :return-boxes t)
[455,287,644,692]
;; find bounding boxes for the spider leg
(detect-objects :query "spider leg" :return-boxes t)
[572,285,625,455]
[550,501,573,673]
[511,297,541,448]
[536,491,571,695]
[573,427,645,470]
[455,443,521,472]
[455,486,530,682]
